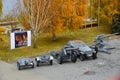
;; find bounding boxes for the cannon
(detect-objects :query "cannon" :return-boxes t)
[94,33,118,54]
[35,55,53,67]
[17,58,34,70]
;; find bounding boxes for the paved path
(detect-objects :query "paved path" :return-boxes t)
[0,61,48,80]
[0,38,120,80]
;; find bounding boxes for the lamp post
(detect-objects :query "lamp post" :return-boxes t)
[90,0,93,43]
[98,0,100,28]
[84,0,87,43]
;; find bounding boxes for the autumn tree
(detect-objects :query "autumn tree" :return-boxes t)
[0,0,2,16]
[48,0,64,40]
[0,0,3,40]
[18,0,50,48]
[92,0,120,26]
[60,0,87,30]
[0,28,5,42]
[72,0,89,29]
[2,13,17,22]
[49,0,88,40]
[18,0,89,42]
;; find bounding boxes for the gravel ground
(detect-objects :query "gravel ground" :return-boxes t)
[0,38,120,80]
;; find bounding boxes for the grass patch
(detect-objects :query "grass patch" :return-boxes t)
[0,26,111,62]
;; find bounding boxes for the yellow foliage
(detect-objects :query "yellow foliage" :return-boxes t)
[50,0,88,35]
[0,27,5,33]
[73,16,83,29]
[92,0,120,26]
[53,23,63,33]
[21,0,89,36]
[0,0,2,16]
[0,27,5,39]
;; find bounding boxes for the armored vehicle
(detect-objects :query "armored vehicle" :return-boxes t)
[67,40,98,61]
[35,55,53,66]
[51,46,77,64]
[17,58,34,70]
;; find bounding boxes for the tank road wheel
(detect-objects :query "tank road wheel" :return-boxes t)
[71,54,77,63]
[92,53,97,59]
[57,56,63,64]
[49,60,53,65]
[80,54,85,61]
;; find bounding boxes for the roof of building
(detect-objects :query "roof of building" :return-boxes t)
[0,21,18,26]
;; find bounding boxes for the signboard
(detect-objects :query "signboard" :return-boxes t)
[10,31,31,49]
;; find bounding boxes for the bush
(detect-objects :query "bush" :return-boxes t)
[112,14,120,34]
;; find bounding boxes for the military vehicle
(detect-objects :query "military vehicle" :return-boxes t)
[67,40,98,61]
[17,58,34,70]
[94,33,118,54]
[35,55,53,66]
[51,46,77,64]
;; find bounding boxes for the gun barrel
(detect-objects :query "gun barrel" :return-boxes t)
[103,33,118,38]
[105,33,118,37]
[95,33,118,40]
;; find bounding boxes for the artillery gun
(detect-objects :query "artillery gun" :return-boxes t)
[17,58,34,70]
[94,33,118,54]
[35,55,53,67]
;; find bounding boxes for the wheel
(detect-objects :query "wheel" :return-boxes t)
[57,56,63,64]
[94,46,98,54]
[18,66,21,70]
[17,63,21,70]
[32,63,34,68]
[36,62,39,67]
[80,54,85,61]
[35,58,37,61]
[71,54,77,63]
[49,60,53,65]
[92,53,97,59]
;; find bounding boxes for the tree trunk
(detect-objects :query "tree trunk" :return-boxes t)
[33,33,37,48]
[52,33,56,41]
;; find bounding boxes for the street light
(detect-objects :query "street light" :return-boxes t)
[90,0,93,43]
[98,0,100,28]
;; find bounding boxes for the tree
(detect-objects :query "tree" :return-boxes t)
[0,0,3,40]
[60,0,85,30]
[92,0,120,26]
[0,27,5,41]
[112,14,120,34]
[18,0,89,42]
[0,0,2,16]
[49,0,88,40]
[18,0,50,48]
[1,13,17,21]
[48,0,64,40]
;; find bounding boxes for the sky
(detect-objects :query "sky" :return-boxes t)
[2,0,17,16]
